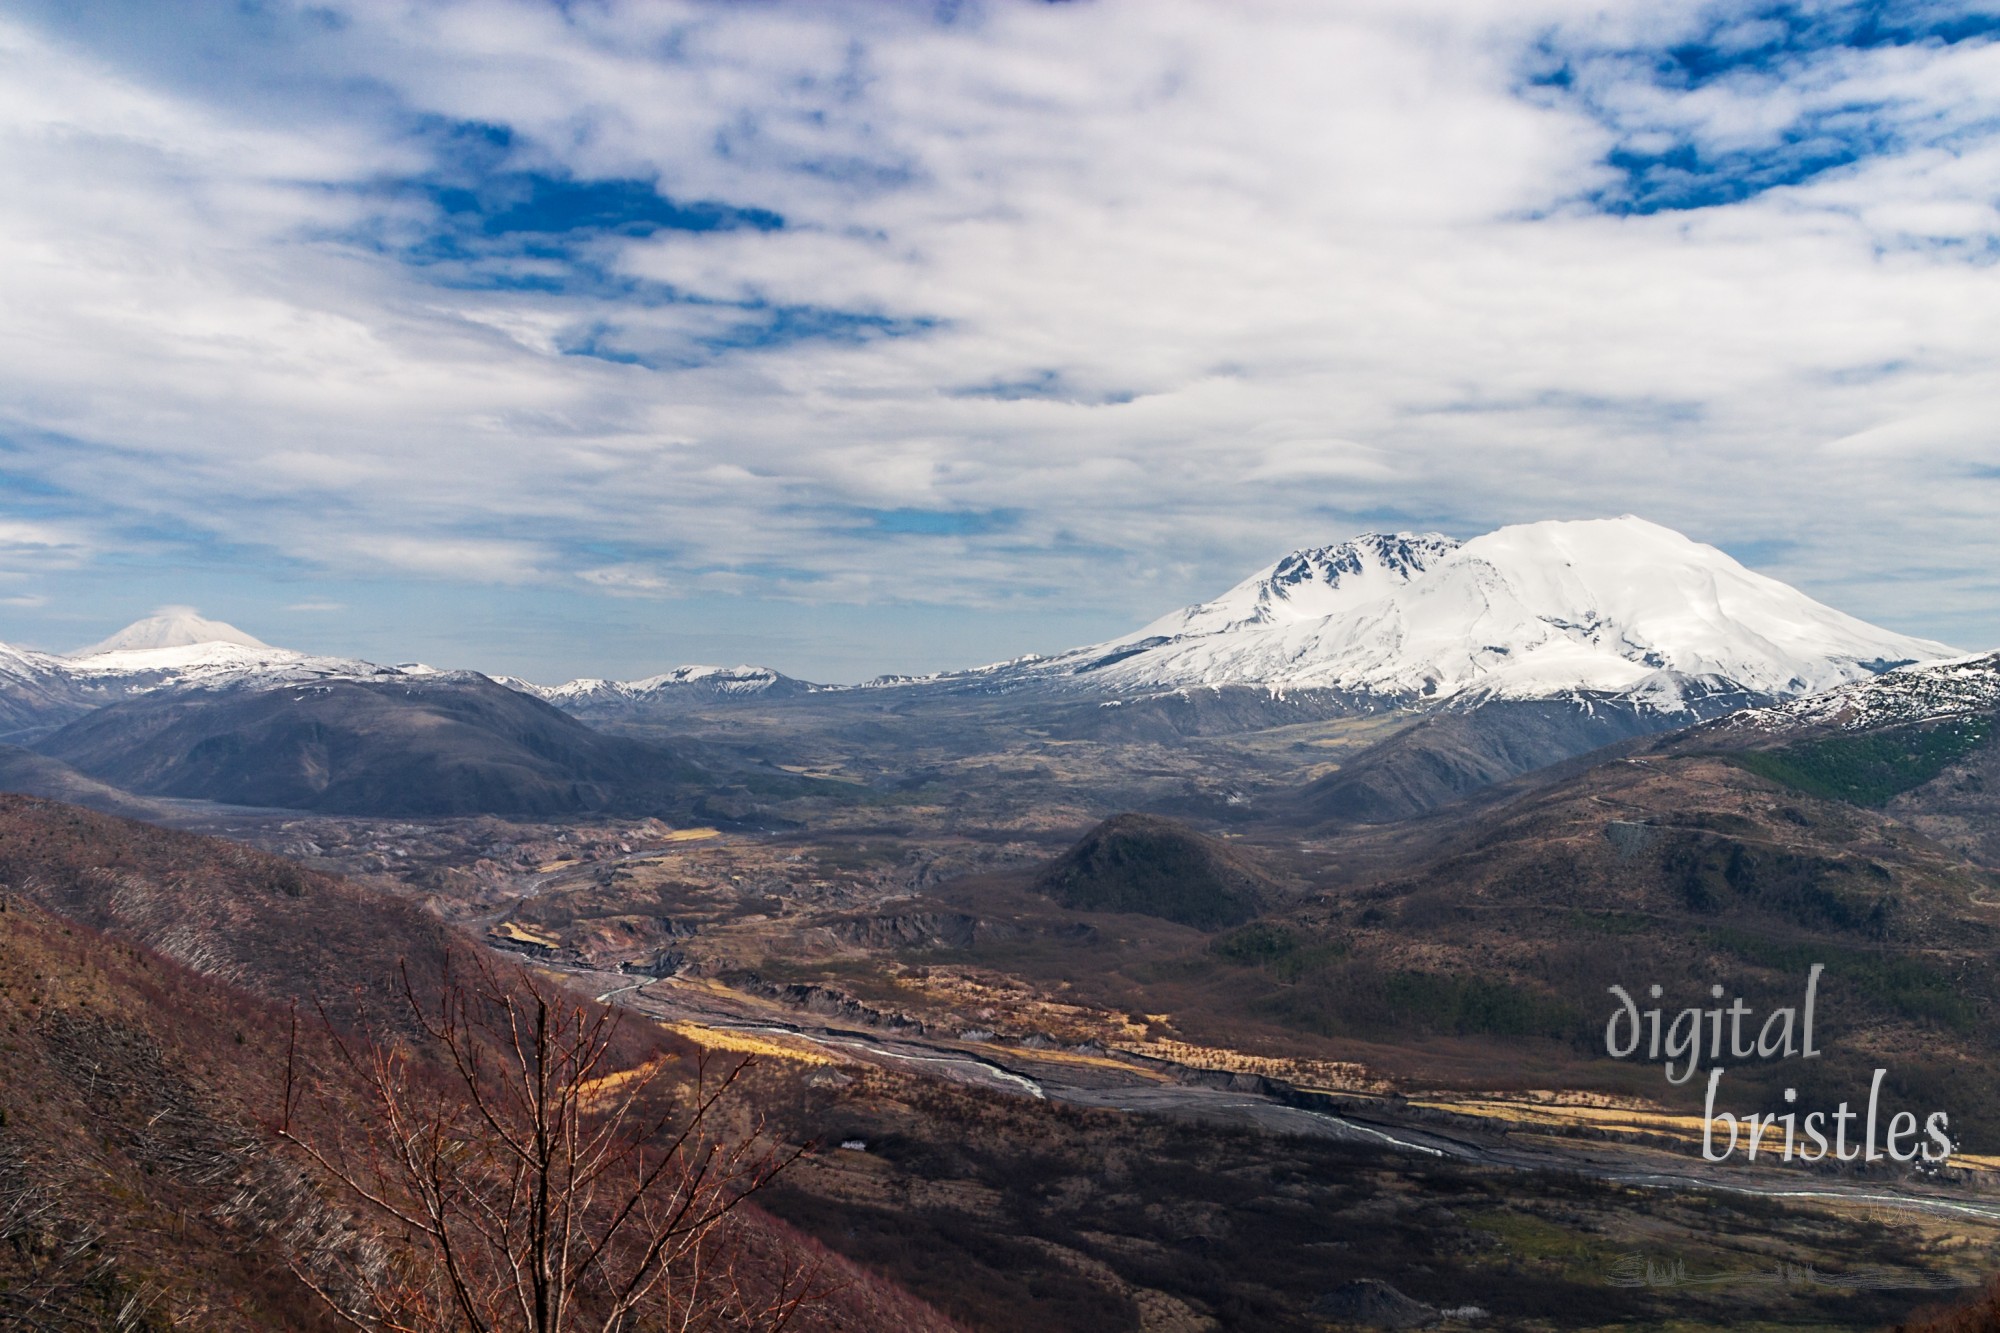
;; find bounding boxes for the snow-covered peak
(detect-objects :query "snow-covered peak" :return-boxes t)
[1136,532,1459,639]
[1023,516,1959,710]
[625,665,784,693]
[73,610,270,657]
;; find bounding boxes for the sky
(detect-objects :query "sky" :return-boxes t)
[2,0,1999,683]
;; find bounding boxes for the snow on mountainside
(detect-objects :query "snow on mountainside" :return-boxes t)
[548,666,792,701]
[50,614,434,696]
[0,640,68,684]
[501,665,819,713]
[1719,650,2000,735]
[67,641,435,691]
[1,614,436,738]
[1006,517,1958,711]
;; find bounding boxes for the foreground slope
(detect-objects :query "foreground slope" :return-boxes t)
[0,795,956,1331]
[1,893,356,1330]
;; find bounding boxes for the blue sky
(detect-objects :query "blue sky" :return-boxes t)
[2,0,1999,681]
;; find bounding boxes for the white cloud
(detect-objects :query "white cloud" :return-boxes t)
[577,564,672,597]
[0,0,1997,669]
[358,535,550,583]
[0,518,90,567]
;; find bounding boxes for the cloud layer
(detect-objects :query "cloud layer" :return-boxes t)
[2,0,1998,679]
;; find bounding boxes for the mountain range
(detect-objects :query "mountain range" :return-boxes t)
[0,516,1975,822]
[0,518,1958,724]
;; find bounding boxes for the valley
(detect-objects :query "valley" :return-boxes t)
[139,681,2000,1328]
[7,522,2000,1329]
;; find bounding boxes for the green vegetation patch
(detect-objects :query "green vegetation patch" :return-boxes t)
[1731,718,1991,807]
[1211,921,1299,963]
[1383,971,1580,1038]
[1257,965,1579,1040]
[1209,923,1351,980]
[1660,834,1897,935]
[1463,1209,1618,1277]
[1707,927,1977,1032]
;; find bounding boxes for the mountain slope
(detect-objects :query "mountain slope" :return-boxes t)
[0,795,957,1332]
[1687,650,2000,867]
[31,673,721,817]
[1284,694,1674,827]
[0,640,89,739]
[2,614,435,740]
[0,742,180,819]
[1192,726,2000,1141]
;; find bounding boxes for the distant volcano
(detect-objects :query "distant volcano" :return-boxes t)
[73,609,271,657]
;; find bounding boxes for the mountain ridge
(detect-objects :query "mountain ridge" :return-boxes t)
[0,522,1973,824]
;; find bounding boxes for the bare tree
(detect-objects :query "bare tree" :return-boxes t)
[276,952,814,1332]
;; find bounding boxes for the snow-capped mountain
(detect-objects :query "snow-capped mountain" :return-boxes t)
[500,665,820,720]
[0,519,1967,747]
[4,609,811,736]
[993,517,1956,713]
[0,640,82,737]
[507,665,795,703]
[73,609,271,656]
[0,614,442,740]
[62,613,428,694]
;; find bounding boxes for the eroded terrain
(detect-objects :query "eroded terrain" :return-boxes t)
[153,690,2000,1330]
